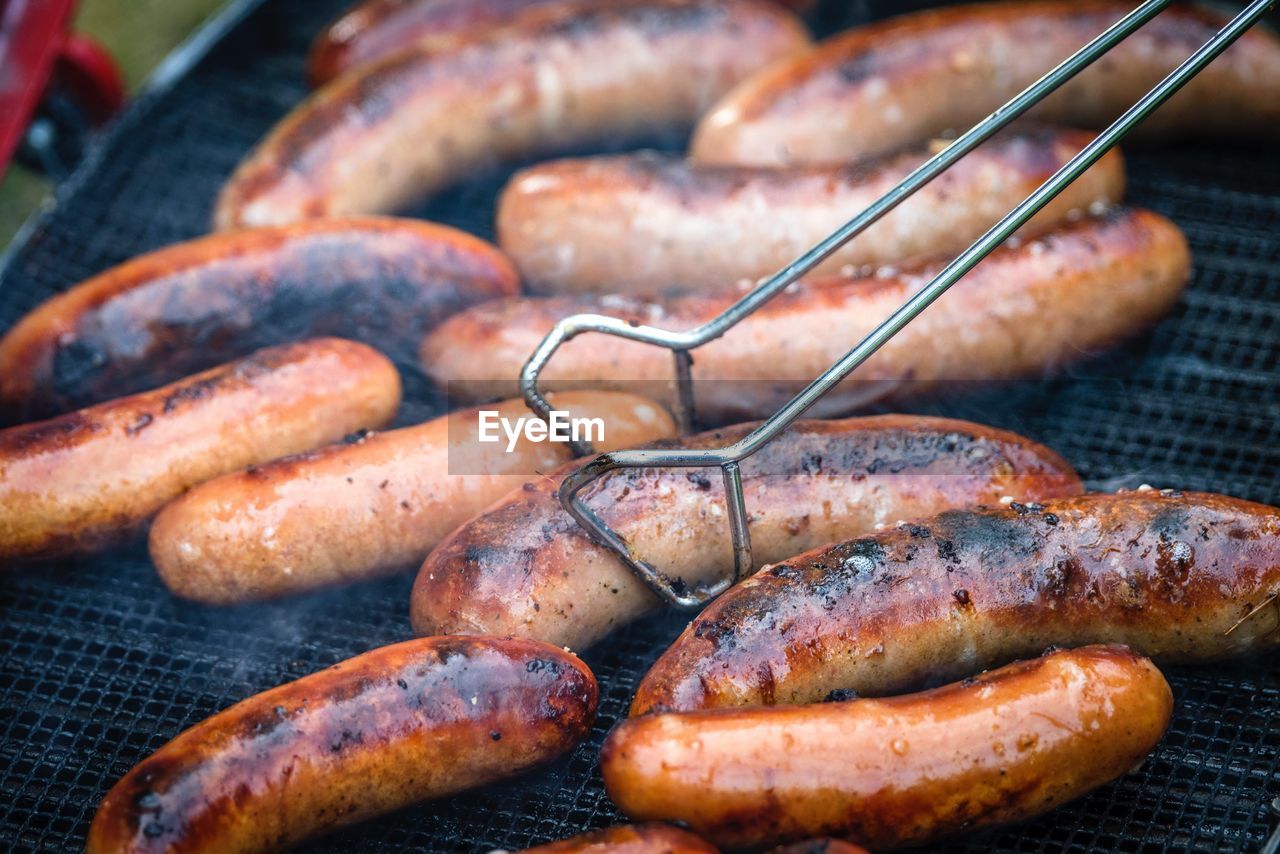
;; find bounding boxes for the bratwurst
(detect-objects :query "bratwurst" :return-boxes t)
[149,391,675,604]
[691,0,1280,166]
[217,0,809,229]
[606,646,1172,850]
[425,208,1190,422]
[411,415,1081,650]
[631,490,1280,715]
[86,636,597,853]
[497,126,1123,295]
[0,338,399,564]
[0,217,515,421]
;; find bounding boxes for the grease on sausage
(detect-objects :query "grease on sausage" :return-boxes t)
[218,0,810,229]
[86,636,597,853]
[411,415,1081,650]
[0,338,400,564]
[691,0,1280,165]
[0,217,515,421]
[497,126,1124,295]
[425,208,1190,422]
[149,391,675,604]
[632,490,1280,715]
[605,646,1172,850]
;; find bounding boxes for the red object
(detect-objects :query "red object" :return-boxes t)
[0,0,124,179]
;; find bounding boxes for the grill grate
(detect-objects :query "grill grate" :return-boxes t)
[2,1,1279,851]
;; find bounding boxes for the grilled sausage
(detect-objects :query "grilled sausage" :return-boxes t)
[497,126,1123,296]
[86,636,597,854]
[0,217,515,422]
[0,338,399,564]
[690,1,1280,166]
[519,824,719,853]
[411,415,1081,650]
[425,208,1190,422]
[605,645,1172,850]
[308,0,819,86]
[632,490,1280,715]
[217,0,810,229]
[149,391,675,604]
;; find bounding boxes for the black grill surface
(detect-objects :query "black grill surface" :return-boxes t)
[2,1,1278,851]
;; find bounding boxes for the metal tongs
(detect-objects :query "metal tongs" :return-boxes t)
[520,0,1276,610]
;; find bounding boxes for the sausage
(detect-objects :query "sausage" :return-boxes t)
[0,217,515,422]
[216,0,810,229]
[307,0,819,87]
[149,391,675,604]
[0,338,399,564]
[690,1,1280,166]
[410,415,1081,650]
[519,824,719,853]
[631,490,1280,716]
[496,126,1124,296]
[604,645,1172,850]
[85,636,597,853]
[424,208,1190,422]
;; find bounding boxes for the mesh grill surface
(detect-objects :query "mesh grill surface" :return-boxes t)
[1,1,1278,851]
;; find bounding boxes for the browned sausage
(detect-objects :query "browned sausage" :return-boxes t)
[0,217,515,422]
[216,0,810,229]
[424,208,1190,423]
[519,824,720,853]
[691,1,1280,166]
[411,414,1081,651]
[86,636,597,853]
[307,0,819,87]
[149,391,675,604]
[0,338,399,564]
[604,645,1172,850]
[497,125,1124,295]
[631,490,1280,715]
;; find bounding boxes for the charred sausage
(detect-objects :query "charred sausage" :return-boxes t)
[425,208,1190,423]
[86,636,597,853]
[410,415,1081,650]
[632,490,1280,715]
[605,645,1172,850]
[0,338,399,564]
[0,217,515,422]
[149,391,675,604]
[497,126,1124,295]
[690,1,1280,166]
[519,824,719,853]
[217,0,810,229]
[307,0,818,86]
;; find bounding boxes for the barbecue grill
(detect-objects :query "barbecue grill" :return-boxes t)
[1,0,1278,851]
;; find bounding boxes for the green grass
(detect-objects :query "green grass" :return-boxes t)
[1,0,226,251]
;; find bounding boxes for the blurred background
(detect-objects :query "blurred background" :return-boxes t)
[0,0,225,250]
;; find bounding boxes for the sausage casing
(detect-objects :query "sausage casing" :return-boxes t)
[605,646,1172,850]
[86,636,597,853]
[691,0,1280,165]
[497,126,1124,295]
[0,338,399,563]
[0,217,515,421]
[307,0,818,86]
[425,208,1190,422]
[411,415,1081,650]
[520,824,719,853]
[217,0,809,229]
[149,391,675,604]
[632,490,1280,715]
